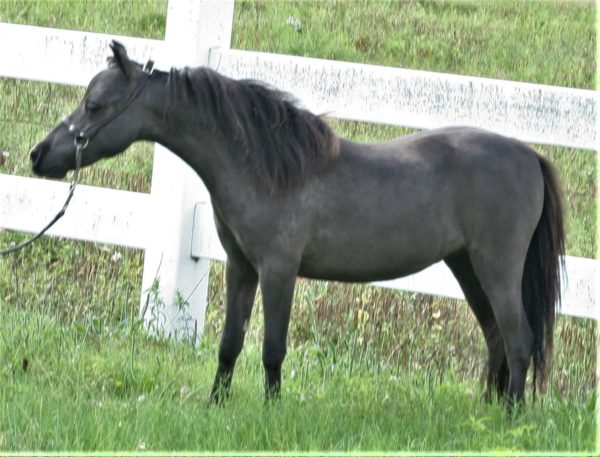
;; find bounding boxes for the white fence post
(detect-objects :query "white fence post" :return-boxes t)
[139,0,234,339]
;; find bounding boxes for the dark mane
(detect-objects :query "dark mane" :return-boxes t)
[167,67,339,190]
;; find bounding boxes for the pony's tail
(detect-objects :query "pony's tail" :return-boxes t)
[522,155,565,397]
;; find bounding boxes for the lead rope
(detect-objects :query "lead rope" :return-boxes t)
[0,139,85,256]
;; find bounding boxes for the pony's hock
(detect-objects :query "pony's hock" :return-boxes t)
[31,42,565,407]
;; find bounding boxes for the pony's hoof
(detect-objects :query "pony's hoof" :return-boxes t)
[208,388,230,407]
[264,388,281,405]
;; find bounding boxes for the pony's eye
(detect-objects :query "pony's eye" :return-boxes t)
[85,101,101,113]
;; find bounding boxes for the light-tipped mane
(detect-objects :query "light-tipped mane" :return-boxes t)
[166,67,339,190]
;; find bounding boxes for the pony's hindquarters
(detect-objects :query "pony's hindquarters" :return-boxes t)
[445,133,565,404]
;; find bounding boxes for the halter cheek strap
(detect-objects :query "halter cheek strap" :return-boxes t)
[65,59,154,146]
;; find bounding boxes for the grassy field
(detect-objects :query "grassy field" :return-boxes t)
[0,0,596,453]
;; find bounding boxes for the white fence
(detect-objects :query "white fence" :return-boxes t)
[0,1,597,336]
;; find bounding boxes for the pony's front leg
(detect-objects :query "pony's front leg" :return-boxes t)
[259,264,297,400]
[209,257,258,404]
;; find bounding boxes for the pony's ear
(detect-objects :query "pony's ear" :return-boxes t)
[109,40,136,79]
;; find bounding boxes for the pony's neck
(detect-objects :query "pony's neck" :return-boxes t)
[143,66,340,194]
[140,69,234,197]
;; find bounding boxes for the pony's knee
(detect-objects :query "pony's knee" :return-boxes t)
[262,342,286,371]
[218,334,244,369]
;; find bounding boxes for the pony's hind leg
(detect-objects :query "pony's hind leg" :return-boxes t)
[209,255,258,404]
[444,250,509,400]
[467,249,534,407]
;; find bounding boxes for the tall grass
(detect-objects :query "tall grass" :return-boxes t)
[0,302,595,451]
[0,0,596,452]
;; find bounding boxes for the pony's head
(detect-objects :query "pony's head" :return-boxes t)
[30,41,151,178]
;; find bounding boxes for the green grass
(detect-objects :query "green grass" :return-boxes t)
[0,0,596,452]
[233,0,595,89]
[0,303,595,451]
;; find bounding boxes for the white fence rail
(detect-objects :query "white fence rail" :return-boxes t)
[209,49,598,151]
[190,202,597,320]
[1,22,596,150]
[0,22,164,87]
[0,3,597,333]
[0,175,150,249]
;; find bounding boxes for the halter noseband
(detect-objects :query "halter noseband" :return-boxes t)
[65,59,154,149]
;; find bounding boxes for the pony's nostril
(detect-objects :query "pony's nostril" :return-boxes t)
[29,146,40,163]
[30,145,41,165]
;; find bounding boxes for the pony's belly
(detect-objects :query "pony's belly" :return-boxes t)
[297,213,462,282]
[298,246,444,283]
[298,261,435,283]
